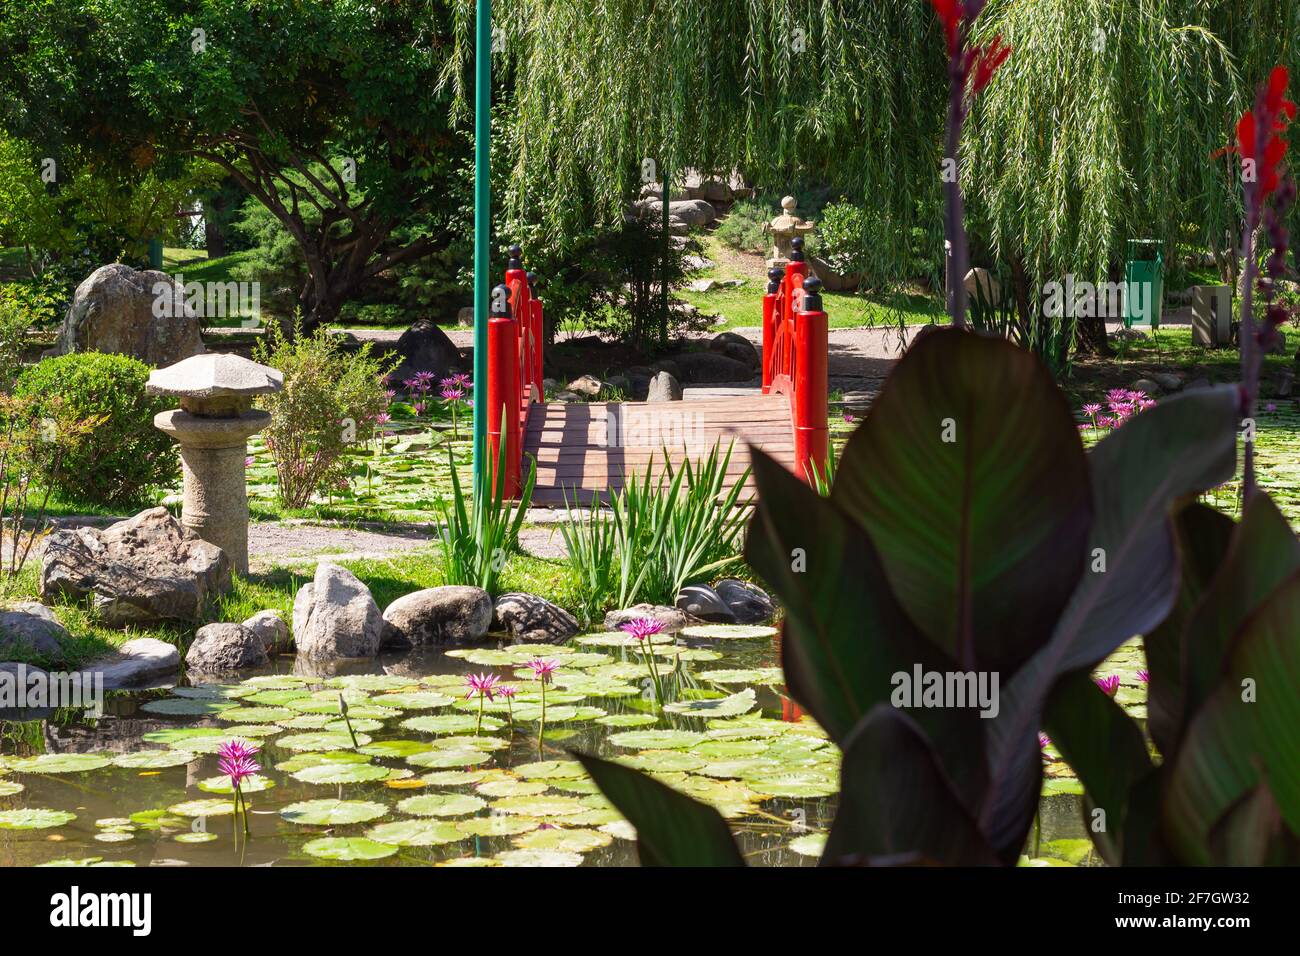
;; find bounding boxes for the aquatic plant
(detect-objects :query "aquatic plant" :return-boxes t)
[620,618,667,709]
[463,673,501,735]
[337,694,360,749]
[435,438,534,595]
[217,739,260,837]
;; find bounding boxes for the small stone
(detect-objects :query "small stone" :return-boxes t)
[54,264,204,367]
[646,371,683,402]
[242,610,291,654]
[1184,377,1211,390]
[714,579,777,625]
[292,563,384,661]
[0,603,69,662]
[185,623,267,673]
[1131,379,1161,396]
[675,586,735,623]
[566,374,604,398]
[1150,372,1184,391]
[604,604,690,634]
[672,352,754,384]
[382,586,493,647]
[493,593,579,644]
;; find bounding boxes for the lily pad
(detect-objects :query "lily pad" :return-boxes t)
[0,780,25,796]
[514,827,612,853]
[175,831,219,844]
[281,799,389,826]
[291,763,391,785]
[402,714,504,734]
[608,729,705,750]
[358,740,433,759]
[366,819,464,846]
[303,837,398,861]
[619,750,707,773]
[9,753,112,774]
[371,692,454,710]
[744,770,838,798]
[788,833,827,857]
[494,848,584,867]
[141,697,239,716]
[679,624,778,640]
[489,794,588,817]
[455,815,542,837]
[167,799,236,818]
[513,760,588,780]
[475,779,549,798]
[112,750,198,770]
[406,748,492,769]
[198,774,276,794]
[397,793,486,817]
[663,688,756,719]
[0,808,76,829]
[276,732,372,752]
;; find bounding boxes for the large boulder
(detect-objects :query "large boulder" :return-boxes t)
[83,638,180,690]
[715,579,776,624]
[185,622,267,673]
[0,603,70,662]
[40,508,232,627]
[382,586,493,647]
[493,592,580,644]
[388,319,461,384]
[292,563,384,660]
[604,603,690,634]
[54,264,205,367]
[675,585,735,623]
[672,351,754,384]
[709,332,760,371]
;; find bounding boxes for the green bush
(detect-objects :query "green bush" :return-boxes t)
[713,198,770,254]
[12,352,178,506]
[254,319,393,509]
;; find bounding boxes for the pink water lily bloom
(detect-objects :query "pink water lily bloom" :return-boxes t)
[527,658,560,684]
[1094,674,1121,697]
[217,739,260,787]
[1137,669,1150,684]
[620,618,665,642]
[463,672,501,701]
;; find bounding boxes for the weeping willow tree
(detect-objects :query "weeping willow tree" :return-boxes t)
[456,0,1296,357]
[453,0,948,284]
[965,0,1297,354]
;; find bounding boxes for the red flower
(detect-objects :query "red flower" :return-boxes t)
[929,0,962,52]
[969,34,1011,96]
[1236,66,1295,199]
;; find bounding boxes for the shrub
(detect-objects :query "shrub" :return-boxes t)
[436,443,535,595]
[12,352,178,506]
[254,319,393,509]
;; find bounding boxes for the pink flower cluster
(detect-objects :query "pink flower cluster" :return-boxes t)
[1079,389,1156,433]
[217,739,260,787]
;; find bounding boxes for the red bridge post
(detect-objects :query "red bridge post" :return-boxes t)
[793,276,828,483]
[761,266,783,394]
[486,280,520,498]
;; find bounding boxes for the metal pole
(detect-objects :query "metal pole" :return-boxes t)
[660,160,669,348]
[471,0,492,497]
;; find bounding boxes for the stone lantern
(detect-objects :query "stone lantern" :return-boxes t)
[147,353,283,575]
[766,195,816,269]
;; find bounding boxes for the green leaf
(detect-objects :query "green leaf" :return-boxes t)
[824,705,996,866]
[1143,503,1236,756]
[1164,571,1300,863]
[831,329,1092,673]
[302,837,398,861]
[1181,494,1300,722]
[1043,670,1153,864]
[573,751,745,866]
[982,384,1239,862]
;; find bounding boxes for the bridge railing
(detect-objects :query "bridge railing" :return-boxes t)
[762,237,828,483]
[486,244,545,497]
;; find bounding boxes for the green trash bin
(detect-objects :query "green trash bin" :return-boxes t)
[148,237,164,270]
[1123,239,1163,328]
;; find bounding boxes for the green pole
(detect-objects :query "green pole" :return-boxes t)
[471,0,492,497]
[660,160,669,348]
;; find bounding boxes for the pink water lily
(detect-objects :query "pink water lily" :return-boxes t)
[464,672,501,701]
[1094,674,1121,697]
[1137,669,1150,684]
[217,739,260,837]
[619,618,665,642]
[527,658,560,683]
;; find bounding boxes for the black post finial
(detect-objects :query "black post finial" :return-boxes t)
[802,276,823,312]
[525,271,537,290]
[508,244,523,270]
[790,236,805,262]
[767,267,784,294]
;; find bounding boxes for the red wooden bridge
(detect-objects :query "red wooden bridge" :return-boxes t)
[485,242,828,506]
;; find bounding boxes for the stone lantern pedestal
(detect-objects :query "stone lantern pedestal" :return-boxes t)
[147,353,283,575]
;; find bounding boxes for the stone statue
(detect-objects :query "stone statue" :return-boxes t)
[766,196,816,269]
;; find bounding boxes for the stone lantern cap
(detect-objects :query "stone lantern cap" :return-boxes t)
[147,352,283,401]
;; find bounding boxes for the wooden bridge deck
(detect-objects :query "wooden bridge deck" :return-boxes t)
[522,391,795,507]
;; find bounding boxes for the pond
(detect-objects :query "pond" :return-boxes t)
[0,624,1107,867]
